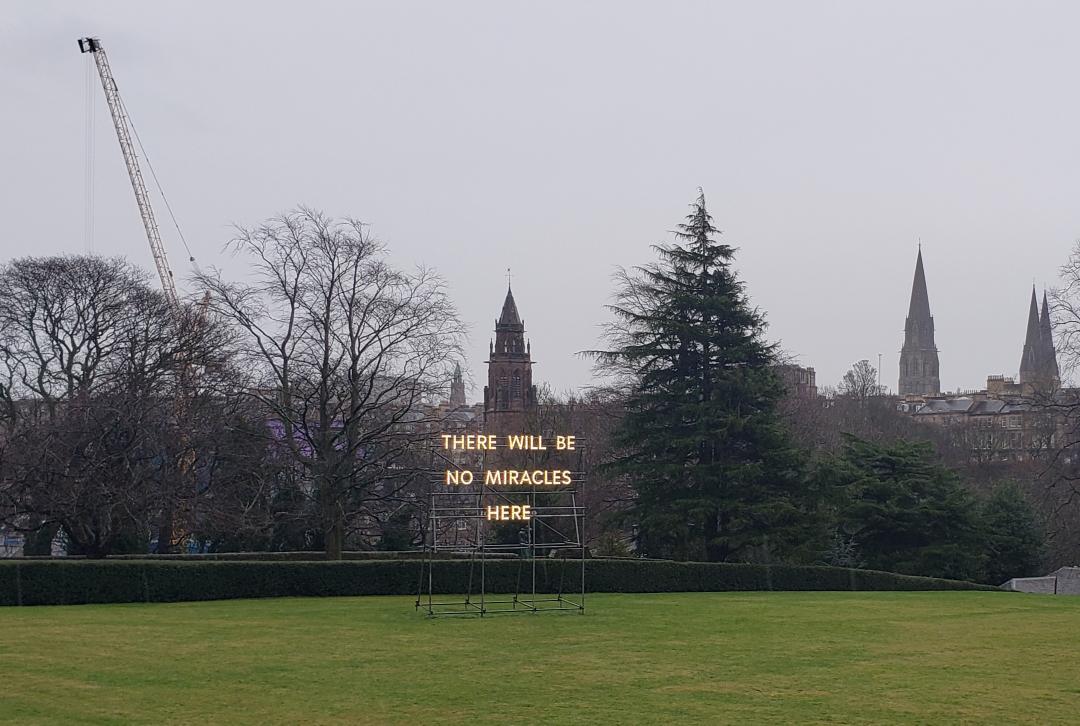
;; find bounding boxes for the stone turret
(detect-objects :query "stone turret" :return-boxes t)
[449,363,466,407]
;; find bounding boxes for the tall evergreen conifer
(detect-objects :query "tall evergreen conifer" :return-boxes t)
[980,483,1044,584]
[592,192,806,561]
[823,435,985,581]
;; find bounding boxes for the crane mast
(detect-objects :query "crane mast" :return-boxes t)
[78,36,179,307]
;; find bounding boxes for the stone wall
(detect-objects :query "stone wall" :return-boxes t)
[1003,567,1080,594]
[1003,576,1058,594]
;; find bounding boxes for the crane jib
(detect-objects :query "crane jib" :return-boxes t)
[78,36,180,308]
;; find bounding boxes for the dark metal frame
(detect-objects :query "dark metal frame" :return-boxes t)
[416,444,586,617]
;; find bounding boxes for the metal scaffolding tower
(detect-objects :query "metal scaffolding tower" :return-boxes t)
[416,444,586,617]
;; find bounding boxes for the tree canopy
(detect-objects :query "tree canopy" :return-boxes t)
[592,191,808,561]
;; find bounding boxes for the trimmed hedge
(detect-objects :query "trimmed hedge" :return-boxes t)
[0,558,997,606]
[20,551,514,562]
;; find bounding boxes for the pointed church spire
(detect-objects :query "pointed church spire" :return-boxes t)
[1019,286,1042,384]
[498,284,522,327]
[898,247,940,395]
[907,248,932,321]
[1039,290,1060,383]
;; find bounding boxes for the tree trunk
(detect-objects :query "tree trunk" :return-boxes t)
[704,509,726,562]
[156,504,176,554]
[322,490,344,560]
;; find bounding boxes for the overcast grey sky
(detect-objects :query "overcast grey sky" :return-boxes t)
[4,1,1080,397]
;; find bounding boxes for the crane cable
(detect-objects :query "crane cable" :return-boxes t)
[84,54,96,254]
[117,93,198,269]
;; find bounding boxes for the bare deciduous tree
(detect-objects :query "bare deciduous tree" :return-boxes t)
[0,256,235,556]
[838,359,883,402]
[196,208,466,558]
[1036,242,1080,564]
[522,385,632,549]
[0,254,243,557]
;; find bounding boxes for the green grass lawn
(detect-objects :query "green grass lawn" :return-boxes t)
[1,592,1078,724]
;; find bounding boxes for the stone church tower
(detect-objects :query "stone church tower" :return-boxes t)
[483,283,537,437]
[898,248,941,396]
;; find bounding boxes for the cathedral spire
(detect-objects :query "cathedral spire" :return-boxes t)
[907,248,932,322]
[898,247,940,395]
[1019,286,1041,384]
[1039,291,1059,383]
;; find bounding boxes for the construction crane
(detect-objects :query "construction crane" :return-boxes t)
[78,36,179,307]
[79,36,203,552]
